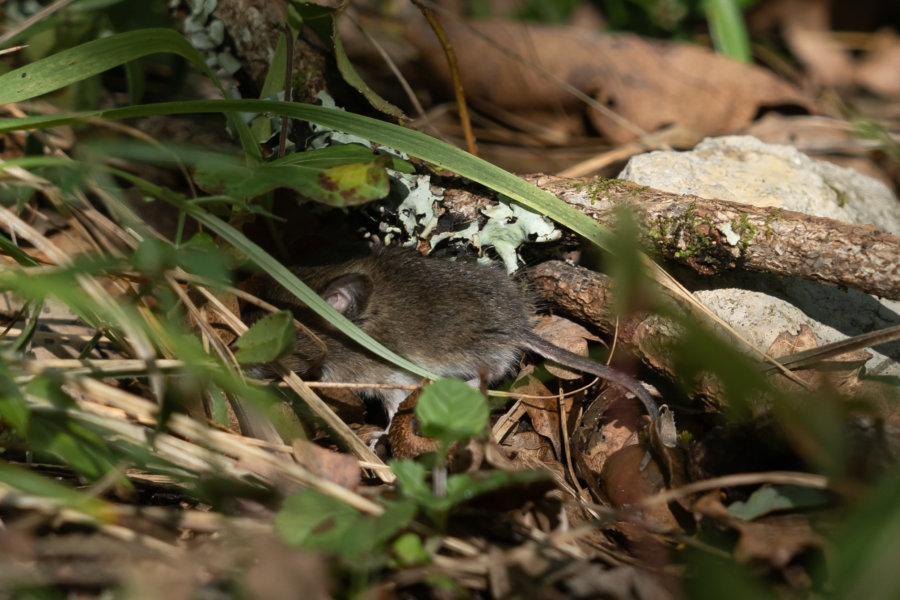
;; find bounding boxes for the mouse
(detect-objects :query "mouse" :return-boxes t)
[250,247,660,432]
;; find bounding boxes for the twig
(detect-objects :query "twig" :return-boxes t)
[410,0,477,156]
[0,0,76,47]
[636,471,829,509]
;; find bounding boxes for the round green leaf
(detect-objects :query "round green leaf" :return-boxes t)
[415,378,488,444]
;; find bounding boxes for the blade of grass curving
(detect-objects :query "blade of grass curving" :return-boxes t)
[0,98,771,376]
[101,164,432,379]
[0,28,262,161]
[0,99,614,250]
[172,197,437,380]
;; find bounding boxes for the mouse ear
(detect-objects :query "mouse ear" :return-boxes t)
[320,273,373,320]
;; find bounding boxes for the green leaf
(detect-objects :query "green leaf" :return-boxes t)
[830,466,900,600]
[330,7,405,120]
[390,459,433,506]
[727,485,831,521]
[0,28,223,105]
[683,548,775,600]
[0,233,41,267]
[416,378,488,444]
[37,419,118,481]
[391,458,549,513]
[233,311,296,364]
[0,365,30,433]
[130,237,176,274]
[176,233,232,285]
[194,151,392,206]
[259,30,290,100]
[275,490,417,560]
[704,0,752,63]
[314,158,391,206]
[392,533,430,567]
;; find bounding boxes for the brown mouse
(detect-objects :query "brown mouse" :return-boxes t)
[253,247,659,429]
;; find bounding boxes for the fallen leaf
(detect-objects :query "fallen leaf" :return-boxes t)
[407,19,811,144]
[533,314,600,380]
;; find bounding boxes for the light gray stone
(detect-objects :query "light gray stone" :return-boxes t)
[619,135,900,377]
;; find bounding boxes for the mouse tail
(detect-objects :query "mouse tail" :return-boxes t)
[522,332,661,424]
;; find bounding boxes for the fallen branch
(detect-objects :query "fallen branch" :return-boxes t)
[524,174,900,301]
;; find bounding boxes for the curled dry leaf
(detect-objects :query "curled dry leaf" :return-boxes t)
[573,389,643,480]
[407,19,811,143]
[601,444,680,531]
[499,373,567,476]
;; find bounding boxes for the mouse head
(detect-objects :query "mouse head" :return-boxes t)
[268,270,376,378]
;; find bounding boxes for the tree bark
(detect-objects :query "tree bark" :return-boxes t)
[522,174,900,301]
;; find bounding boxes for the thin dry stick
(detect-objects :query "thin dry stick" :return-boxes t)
[193,284,395,482]
[636,471,829,509]
[768,322,900,372]
[70,376,386,515]
[0,0,76,47]
[411,0,477,156]
[15,358,184,373]
[0,45,26,57]
[557,386,584,501]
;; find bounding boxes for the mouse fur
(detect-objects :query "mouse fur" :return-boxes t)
[252,247,657,426]
[257,247,533,421]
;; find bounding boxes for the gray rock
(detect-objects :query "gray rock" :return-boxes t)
[619,135,900,377]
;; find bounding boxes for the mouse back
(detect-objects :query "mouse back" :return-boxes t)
[257,248,534,416]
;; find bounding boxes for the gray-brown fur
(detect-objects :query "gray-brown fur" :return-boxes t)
[255,248,658,425]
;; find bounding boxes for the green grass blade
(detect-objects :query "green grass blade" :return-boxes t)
[0,28,224,104]
[0,99,615,252]
[704,0,752,63]
[168,195,436,379]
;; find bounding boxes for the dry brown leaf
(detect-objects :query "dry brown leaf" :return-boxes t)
[572,388,646,504]
[407,19,811,144]
[857,31,900,99]
[532,314,600,380]
[504,372,570,461]
[292,438,361,490]
[742,114,863,154]
[693,488,824,577]
[601,445,680,530]
[750,0,855,87]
